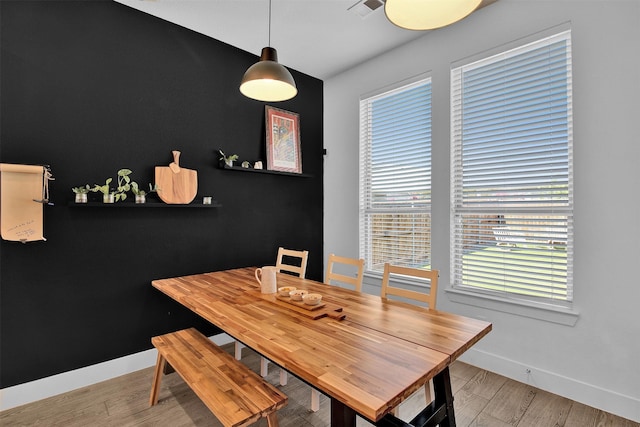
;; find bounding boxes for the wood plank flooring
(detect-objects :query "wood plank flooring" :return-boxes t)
[1,344,637,427]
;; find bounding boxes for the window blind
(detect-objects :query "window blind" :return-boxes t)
[360,79,432,272]
[451,30,574,303]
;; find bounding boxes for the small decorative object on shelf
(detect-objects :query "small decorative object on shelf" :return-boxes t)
[254,161,263,169]
[90,177,113,202]
[203,196,212,205]
[131,182,158,204]
[72,185,90,203]
[90,168,132,203]
[218,150,239,168]
[241,161,250,168]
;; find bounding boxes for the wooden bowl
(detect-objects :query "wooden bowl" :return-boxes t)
[289,289,308,301]
[302,293,322,306]
[278,286,296,297]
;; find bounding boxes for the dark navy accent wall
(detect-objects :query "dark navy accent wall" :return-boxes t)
[0,1,323,388]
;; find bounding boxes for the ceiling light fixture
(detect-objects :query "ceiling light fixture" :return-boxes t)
[384,0,482,31]
[240,0,297,102]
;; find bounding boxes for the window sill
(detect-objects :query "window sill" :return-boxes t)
[445,288,579,326]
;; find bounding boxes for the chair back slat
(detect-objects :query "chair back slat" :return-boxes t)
[381,263,438,309]
[324,253,365,292]
[276,247,309,278]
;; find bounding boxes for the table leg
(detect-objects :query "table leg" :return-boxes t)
[431,367,456,427]
[376,366,456,427]
[331,398,357,427]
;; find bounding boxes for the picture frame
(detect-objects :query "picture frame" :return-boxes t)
[265,106,302,173]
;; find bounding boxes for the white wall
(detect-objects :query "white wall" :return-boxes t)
[324,0,640,422]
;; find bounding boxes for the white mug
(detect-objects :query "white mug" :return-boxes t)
[255,266,277,294]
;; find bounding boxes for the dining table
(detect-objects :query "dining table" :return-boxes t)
[151,266,492,427]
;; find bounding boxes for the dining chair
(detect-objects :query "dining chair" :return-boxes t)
[308,253,365,412]
[381,262,439,416]
[235,248,309,373]
[259,247,309,386]
[235,247,310,357]
[275,247,309,278]
[324,253,365,291]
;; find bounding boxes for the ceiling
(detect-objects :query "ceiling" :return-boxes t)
[114,0,497,80]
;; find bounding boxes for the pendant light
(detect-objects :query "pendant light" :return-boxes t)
[384,0,482,31]
[240,0,297,102]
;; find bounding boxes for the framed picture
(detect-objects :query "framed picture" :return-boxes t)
[265,106,302,173]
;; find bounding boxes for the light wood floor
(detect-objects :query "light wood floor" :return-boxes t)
[1,344,637,427]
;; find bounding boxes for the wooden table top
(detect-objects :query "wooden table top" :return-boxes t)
[152,267,491,422]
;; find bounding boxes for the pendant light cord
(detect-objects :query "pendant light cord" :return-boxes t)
[268,0,272,47]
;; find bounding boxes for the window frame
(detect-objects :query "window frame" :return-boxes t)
[449,27,577,321]
[359,74,433,276]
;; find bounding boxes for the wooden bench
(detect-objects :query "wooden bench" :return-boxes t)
[149,328,287,427]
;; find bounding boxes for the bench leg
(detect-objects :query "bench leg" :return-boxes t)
[266,412,280,427]
[260,357,269,377]
[149,352,167,406]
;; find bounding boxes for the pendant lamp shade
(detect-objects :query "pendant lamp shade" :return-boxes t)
[240,47,297,102]
[385,0,482,30]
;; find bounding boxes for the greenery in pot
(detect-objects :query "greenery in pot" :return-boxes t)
[91,169,132,202]
[131,182,158,196]
[91,178,113,196]
[72,185,90,203]
[71,185,90,194]
[219,150,239,167]
[114,168,132,201]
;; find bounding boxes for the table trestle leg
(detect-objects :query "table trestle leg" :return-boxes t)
[375,367,456,427]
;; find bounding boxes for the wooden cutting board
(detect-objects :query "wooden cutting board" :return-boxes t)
[261,292,345,320]
[155,151,197,204]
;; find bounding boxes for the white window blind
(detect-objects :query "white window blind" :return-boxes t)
[360,78,432,273]
[451,30,574,304]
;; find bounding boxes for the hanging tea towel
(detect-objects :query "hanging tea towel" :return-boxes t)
[0,163,53,243]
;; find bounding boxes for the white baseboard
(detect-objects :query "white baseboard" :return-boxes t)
[0,333,235,411]
[459,348,640,423]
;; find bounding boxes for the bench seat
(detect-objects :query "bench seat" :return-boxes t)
[149,328,287,427]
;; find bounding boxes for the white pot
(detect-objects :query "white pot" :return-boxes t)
[103,193,115,203]
[75,193,87,203]
[135,194,146,204]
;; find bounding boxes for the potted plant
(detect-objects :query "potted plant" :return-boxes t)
[131,182,158,204]
[90,169,132,203]
[72,185,90,203]
[114,168,132,201]
[219,150,239,168]
[91,177,114,203]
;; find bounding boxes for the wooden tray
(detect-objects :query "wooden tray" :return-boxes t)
[267,294,345,320]
[276,295,326,310]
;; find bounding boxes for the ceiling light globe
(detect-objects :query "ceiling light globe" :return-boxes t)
[240,47,298,102]
[385,0,482,30]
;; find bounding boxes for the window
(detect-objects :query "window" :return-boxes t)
[359,77,432,273]
[451,30,573,305]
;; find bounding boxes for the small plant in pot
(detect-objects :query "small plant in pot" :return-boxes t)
[72,185,90,203]
[91,177,114,203]
[131,182,158,204]
[114,168,132,201]
[90,169,132,203]
[219,150,239,168]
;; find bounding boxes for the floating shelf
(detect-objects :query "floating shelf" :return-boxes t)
[69,201,221,208]
[221,164,312,178]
